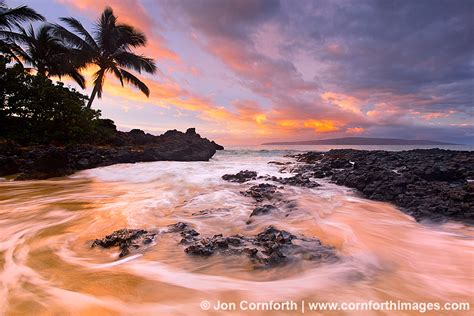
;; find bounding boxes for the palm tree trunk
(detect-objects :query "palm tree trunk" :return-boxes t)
[87,83,99,108]
[87,70,104,108]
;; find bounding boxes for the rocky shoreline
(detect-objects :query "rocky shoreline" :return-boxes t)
[292,149,474,225]
[88,148,473,265]
[0,128,223,180]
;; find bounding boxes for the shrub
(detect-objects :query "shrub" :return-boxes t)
[0,55,116,145]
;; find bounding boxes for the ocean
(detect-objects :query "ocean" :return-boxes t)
[0,148,472,314]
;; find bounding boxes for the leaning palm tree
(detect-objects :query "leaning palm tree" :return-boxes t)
[0,0,45,60]
[6,24,86,88]
[51,7,157,108]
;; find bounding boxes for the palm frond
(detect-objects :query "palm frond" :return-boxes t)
[67,69,86,89]
[49,23,95,53]
[0,38,24,65]
[59,17,98,50]
[120,68,150,96]
[113,51,156,74]
[96,7,119,55]
[0,5,44,29]
[115,24,146,48]
[110,64,123,86]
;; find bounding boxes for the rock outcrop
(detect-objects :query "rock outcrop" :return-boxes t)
[293,149,474,224]
[0,128,224,180]
[222,170,258,183]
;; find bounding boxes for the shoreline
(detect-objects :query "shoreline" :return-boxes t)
[0,128,223,180]
[1,141,472,225]
[292,148,473,225]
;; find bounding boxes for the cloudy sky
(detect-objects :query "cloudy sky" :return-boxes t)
[11,0,474,145]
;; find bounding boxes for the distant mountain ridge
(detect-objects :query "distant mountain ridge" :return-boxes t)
[262,137,458,146]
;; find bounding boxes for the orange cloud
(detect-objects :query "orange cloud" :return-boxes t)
[366,102,399,118]
[347,127,365,134]
[420,111,456,120]
[274,119,341,133]
[303,119,341,132]
[322,91,363,114]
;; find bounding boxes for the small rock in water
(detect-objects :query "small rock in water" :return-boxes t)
[266,174,320,188]
[191,208,232,217]
[268,161,292,165]
[183,226,338,268]
[222,170,258,183]
[91,228,157,258]
[166,222,201,244]
[250,204,278,217]
[241,183,280,202]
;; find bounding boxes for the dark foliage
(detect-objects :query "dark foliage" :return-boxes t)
[0,55,115,145]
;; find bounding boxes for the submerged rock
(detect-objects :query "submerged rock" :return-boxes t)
[191,208,232,217]
[241,183,280,202]
[268,161,292,166]
[247,204,279,224]
[222,170,258,183]
[91,228,157,258]
[250,204,278,217]
[91,223,338,268]
[184,226,338,267]
[266,174,320,188]
[167,222,201,244]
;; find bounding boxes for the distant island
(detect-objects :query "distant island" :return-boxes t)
[262,137,459,146]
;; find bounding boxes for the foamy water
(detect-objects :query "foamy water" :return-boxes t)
[0,150,472,315]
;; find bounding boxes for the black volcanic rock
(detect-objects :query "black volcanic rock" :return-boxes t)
[211,141,225,150]
[91,228,157,258]
[0,128,224,180]
[294,149,474,224]
[266,174,321,188]
[250,204,278,217]
[92,223,338,267]
[241,183,280,202]
[183,226,338,267]
[222,170,257,183]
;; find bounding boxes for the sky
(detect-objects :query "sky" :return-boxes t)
[9,0,474,145]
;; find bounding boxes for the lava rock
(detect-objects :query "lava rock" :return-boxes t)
[167,222,201,244]
[5,128,224,180]
[191,208,232,217]
[183,226,338,268]
[222,170,258,183]
[293,149,474,224]
[250,204,278,217]
[266,174,320,188]
[16,147,72,180]
[91,228,157,258]
[241,183,280,202]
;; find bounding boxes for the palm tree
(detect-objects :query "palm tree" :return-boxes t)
[0,1,44,29]
[0,0,45,61]
[51,7,157,108]
[6,24,86,88]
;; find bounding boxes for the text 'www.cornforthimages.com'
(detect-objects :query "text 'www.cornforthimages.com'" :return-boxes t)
[200,300,471,313]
